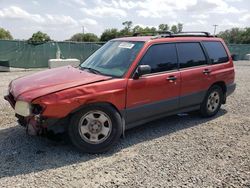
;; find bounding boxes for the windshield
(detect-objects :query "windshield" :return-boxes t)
[80,41,144,77]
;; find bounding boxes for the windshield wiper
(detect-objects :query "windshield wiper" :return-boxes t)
[80,67,102,75]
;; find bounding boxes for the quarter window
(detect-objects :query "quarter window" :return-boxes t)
[177,43,207,68]
[139,43,178,73]
[203,41,229,64]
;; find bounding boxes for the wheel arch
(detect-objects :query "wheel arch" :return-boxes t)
[209,81,227,104]
[69,101,126,136]
[72,100,120,112]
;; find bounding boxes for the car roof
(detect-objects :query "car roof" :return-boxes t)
[112,36,152,42]
[112,36,223,43]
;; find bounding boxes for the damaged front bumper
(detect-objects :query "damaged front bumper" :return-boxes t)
[5,94,67,136]
[16,114,47,135]
[16,114,68,136]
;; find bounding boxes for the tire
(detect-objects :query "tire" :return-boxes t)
[200,85,223,117]
[68,104,122,153]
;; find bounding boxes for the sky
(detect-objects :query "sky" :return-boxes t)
[0,0,249,40]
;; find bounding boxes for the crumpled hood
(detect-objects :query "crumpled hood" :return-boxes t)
[10,66,111,101]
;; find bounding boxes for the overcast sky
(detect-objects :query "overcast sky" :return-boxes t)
[0,0,249,40]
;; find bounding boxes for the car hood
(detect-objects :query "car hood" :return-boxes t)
[10,66,112,101]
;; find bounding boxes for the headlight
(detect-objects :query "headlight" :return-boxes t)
[15,101,31,117]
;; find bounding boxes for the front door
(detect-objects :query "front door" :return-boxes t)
[125,43,181,125]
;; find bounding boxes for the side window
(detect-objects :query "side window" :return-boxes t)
[177,43,207,68]
[139,43,178,73]
[203,41,229,64]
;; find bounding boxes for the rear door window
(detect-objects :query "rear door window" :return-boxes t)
[202,41,229,64]
[177,43,207,69]
[139,43,178,73]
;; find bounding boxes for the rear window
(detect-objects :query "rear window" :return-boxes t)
[177,43,207,68]
[202,41,229,64]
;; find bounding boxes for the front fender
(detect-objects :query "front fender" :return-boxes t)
[32,79,127,118]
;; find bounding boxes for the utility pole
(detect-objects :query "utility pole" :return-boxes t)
[213,24,218,36]
[82,26,85,35]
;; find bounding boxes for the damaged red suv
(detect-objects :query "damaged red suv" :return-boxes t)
[5,32,236,153]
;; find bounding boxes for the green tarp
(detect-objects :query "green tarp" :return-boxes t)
[0,40,104,68]
[0,40,249,68]
[228,44,250,60]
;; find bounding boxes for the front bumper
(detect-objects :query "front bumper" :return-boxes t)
[16,114,67,136]
[16,114,46,135]
[4,93,16,108]
[5,93,67,136]
[4,94,41,135]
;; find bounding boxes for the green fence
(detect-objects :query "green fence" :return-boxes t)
[228,44,250,60]
[0,40,249,68]
[0,40,104,68]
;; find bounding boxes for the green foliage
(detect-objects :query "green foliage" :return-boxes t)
[0,28,13,40]
[170,25,178,33]
[177,23,183,33]
[100,29,119,41]
[28,31,51,44]
[132,25,157,36]
[158,24,169,31]
[218,27,250,44]
[133,25,145,33]
[70,33,99,42]
[241,28,250,44]
[121,21,133,35]
[99,21,185,41]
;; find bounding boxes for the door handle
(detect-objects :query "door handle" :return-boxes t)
[166,75,177,81]
[203,69,211,75]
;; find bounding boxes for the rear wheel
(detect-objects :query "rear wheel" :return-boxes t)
[200,85,223,117]
[68,104,122,153]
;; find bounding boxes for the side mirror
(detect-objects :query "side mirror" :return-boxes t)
[134,65,151,79]
[231,54,238,61]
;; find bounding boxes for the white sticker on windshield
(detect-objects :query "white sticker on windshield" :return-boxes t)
[118,42,135,49]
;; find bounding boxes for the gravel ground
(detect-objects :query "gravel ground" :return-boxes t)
[0,62,249,187]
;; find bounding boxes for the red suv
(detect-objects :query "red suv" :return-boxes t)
[5,32,236,153]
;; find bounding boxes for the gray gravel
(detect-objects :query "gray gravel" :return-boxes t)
[0,62,249,187]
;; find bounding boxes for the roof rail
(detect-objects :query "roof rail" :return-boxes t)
[133,31,173,37]
[175,31,212,37]
[132,31,214,39]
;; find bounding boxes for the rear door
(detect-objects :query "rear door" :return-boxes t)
[126,43,180,125]
[177,42,213,108]
[202,41,234,85]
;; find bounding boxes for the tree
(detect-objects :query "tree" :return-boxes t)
[158,24,169,31]
[132,25,157,35]
[120,21,133,36]
[82,33,99,42]
[133,25,144,33]
[142,27,157,35]
[218,27,250,44]
[70,33,99,42]
[170,25,178,33]
[177,23,183,33]
[100,28,119,41]
[122,21,133,32]
[28,31,51,44]
[240,27,250,44]
[69,33,84,42]
[0,28,13,40]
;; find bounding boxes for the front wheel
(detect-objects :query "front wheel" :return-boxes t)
[68,104,122,153]
[200,85,223,117]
